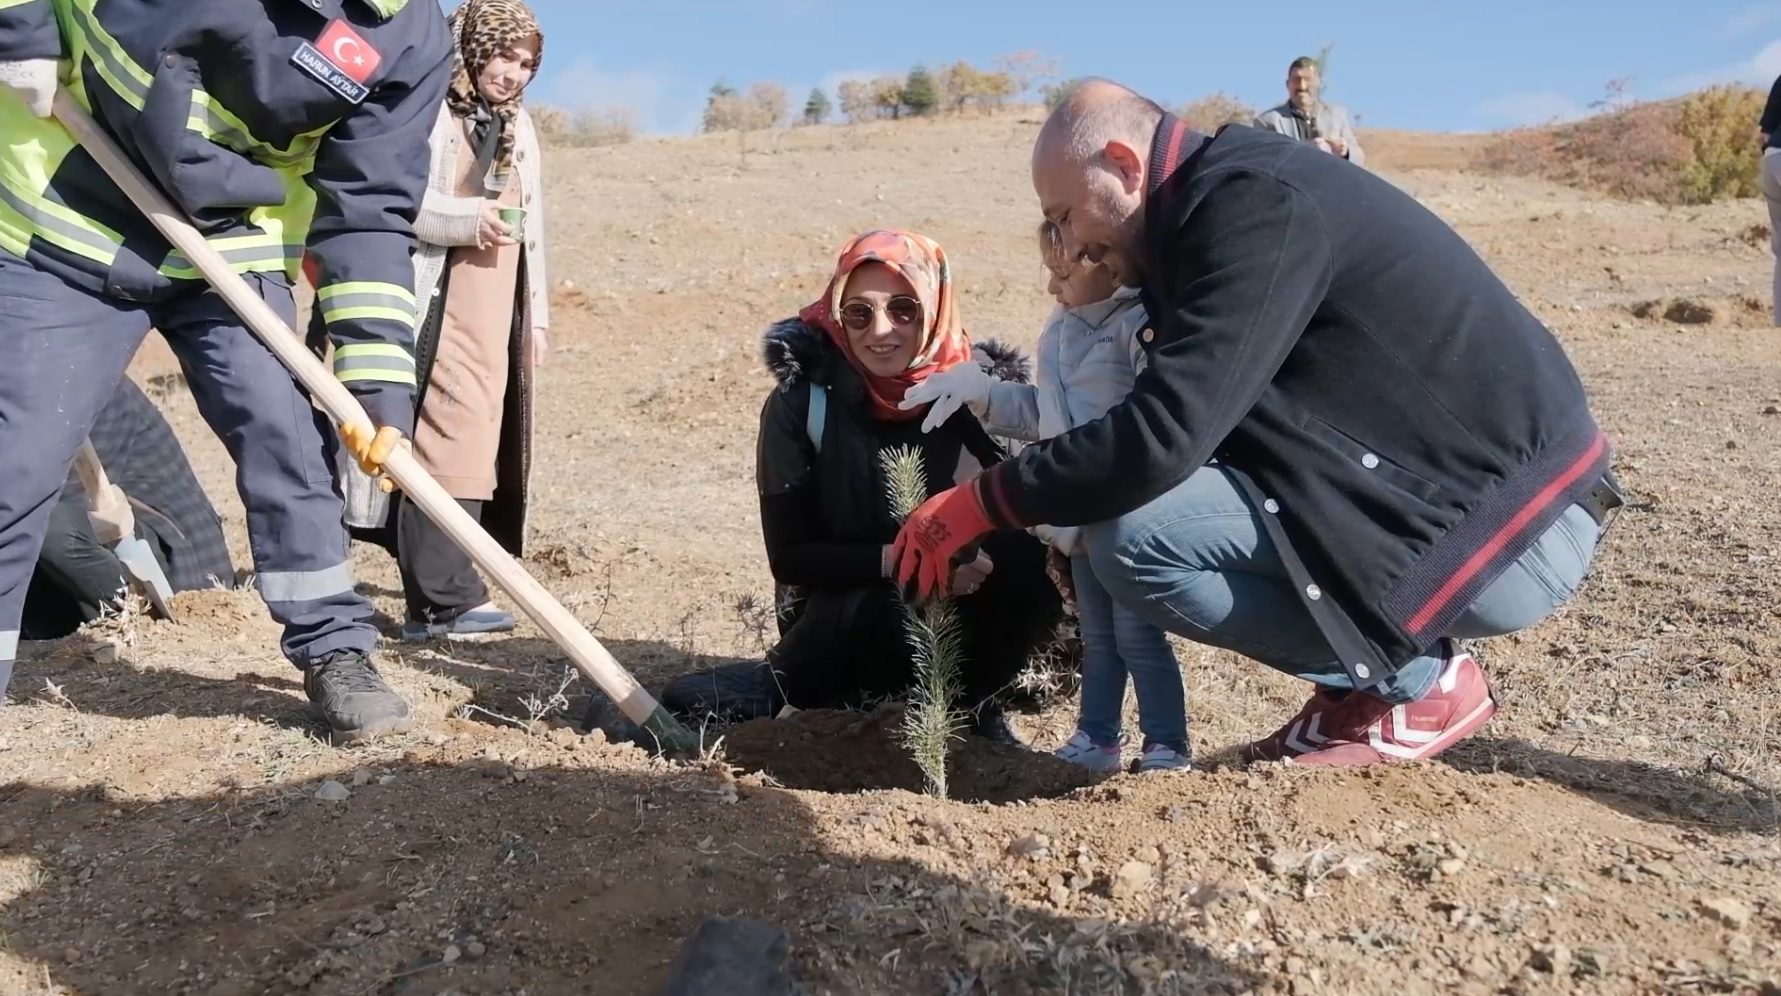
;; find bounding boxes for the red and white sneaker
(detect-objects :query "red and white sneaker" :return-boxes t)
[1244,647,1497,768]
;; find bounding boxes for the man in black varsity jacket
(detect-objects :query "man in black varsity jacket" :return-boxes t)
[890,78,1624,767]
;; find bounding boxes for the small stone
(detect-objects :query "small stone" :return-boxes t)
[0,826,16,847]
[1047,883,1070,908]
[92,640,120,665]
[378,775,396,786]
[360,917,387,935]
[511,768,528,783]
[314,780,351,803]
[1436,858,1467,876]
[1531,943,1572,975]
[1111,861,1154,900]
[1136,845,1162,865]
[1007,834,1050,860]
[464,940,486,959]
[350,768,372,787]
[423,731,449,746]
[62,948,79,964]
[1700,897,1752,930]
[441,944,461,964]
[1763,405,1781,415]
[1575,948,1608,976]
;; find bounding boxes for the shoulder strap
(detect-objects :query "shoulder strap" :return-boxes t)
[805,383,827,453]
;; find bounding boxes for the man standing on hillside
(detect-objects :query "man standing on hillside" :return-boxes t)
[891,79,1624,767]
[0,0,450,742]
[1253,56,1365,167]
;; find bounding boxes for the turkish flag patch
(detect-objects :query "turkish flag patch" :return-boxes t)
[316,20,380,83]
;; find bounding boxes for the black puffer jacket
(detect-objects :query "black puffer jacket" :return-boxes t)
[757,318,1028,590]
[754,319,1058,711]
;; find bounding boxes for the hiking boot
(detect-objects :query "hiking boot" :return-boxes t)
[1136,742,1192,773]
[304,650,413,743]
[400,604,516,642]
[1245,645,1496,768]
[1053,730,1124,773]
[659,660,784,722]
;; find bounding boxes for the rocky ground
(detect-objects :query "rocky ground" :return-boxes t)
[2,113,1778,995]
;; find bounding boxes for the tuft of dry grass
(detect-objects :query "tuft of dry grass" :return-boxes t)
[1477,85,1764,205]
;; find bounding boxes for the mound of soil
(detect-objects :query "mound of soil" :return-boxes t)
[721,704,1106,804]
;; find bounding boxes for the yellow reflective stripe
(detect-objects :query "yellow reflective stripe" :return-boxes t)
[325,305,416,326]
[65,1,152,110]
[333,343,412,359]
[358,0,409,18]
[334,343,417,386]
[318,281,418,328]
[0,171,122,265]
[160,231,286,276]
[317,281,417,307]
[187,92,328,171]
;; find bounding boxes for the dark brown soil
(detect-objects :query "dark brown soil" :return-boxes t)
[722,704,1108,803]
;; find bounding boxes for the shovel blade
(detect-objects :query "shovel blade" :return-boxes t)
[111,535,176,621]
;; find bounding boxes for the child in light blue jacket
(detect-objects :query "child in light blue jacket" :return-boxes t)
[900,223,1189,773]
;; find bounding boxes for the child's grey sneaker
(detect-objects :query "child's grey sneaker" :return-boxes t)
[1136,742,1192,773]
[400,606,516,643]
[1053,730,1124,773]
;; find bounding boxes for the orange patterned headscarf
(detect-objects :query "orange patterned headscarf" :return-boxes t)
[798,229,974,423]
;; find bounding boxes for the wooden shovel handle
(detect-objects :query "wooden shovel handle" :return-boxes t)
[51,91,676,734]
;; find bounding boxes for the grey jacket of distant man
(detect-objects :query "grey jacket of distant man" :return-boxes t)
[1253,100,1366,167]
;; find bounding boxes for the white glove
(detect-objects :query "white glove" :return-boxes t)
[0,58,57,118]
[898,361,991,433]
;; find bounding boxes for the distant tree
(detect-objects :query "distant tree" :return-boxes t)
[902,66,939,117]
[1179,92,1255,132]
[996,50,1061,100]
[837,79,874,123]
[1042,77,1080,110]
[870,75,905,120]
[977,70,1017,109]
[803,86,832,125]
[937,61,977,114]
[702,79,747,132]
[747,82,789,130]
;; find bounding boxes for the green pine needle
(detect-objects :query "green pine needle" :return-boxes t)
[879,444,969,798]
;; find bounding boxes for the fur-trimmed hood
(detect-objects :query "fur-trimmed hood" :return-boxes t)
[760,318,1029,390]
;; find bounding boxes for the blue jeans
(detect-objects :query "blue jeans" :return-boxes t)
[1069,554,1187,752]
[1082,466,1601,705]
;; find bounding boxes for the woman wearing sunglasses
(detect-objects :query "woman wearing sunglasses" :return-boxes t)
[660,230,1062,742]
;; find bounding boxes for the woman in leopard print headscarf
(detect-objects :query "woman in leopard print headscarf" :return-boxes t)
[446,0,543,191]
[326,0,553,641]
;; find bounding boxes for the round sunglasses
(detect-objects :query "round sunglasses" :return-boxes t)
[839,295,922,332]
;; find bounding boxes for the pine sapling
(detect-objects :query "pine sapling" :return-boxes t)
[880,444,968,798]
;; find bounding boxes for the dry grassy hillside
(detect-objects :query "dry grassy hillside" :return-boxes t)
[3,114,1779,995]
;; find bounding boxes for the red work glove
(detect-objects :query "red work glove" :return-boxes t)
[891,480,996,602]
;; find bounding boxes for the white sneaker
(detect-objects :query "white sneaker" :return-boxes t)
[1137,743,1192,773]
[1053,730,1124,773]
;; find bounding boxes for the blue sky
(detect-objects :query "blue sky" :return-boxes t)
[499,0,1781,135]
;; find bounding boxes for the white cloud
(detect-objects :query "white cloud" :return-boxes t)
[537,57,702,136]
[1474,91,1589,127]
[1660,38,1781,92]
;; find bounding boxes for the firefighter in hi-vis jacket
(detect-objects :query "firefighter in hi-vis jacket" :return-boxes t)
[0,0,451,742]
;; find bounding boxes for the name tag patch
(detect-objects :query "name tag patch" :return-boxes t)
[291,20,381,105]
